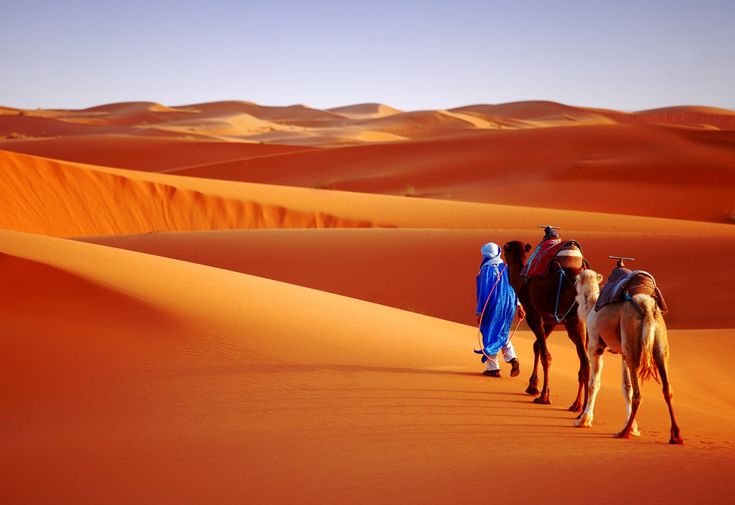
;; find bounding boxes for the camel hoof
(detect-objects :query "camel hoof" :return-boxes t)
[568,404,582,413]
[669,436,685,445]
[525,386,540,396]
[631,429,641,437]
[574,418,591,428]
[614,431,632,439]
[533,397,551,405]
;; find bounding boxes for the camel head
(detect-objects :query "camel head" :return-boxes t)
[502,240,532,266]
[574,270,604,319]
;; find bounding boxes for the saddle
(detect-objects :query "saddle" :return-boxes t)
[524,240,587,278]
[595,267,668,313]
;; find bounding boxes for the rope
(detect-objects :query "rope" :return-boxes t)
[508,317,523,341]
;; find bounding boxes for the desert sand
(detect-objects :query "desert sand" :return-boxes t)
[1,100,734,504]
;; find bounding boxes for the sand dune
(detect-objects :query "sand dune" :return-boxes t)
[2,98,734,505]
[183,100,347,125]
[638,105,735,116]
[3,100,733,183]
[0,150,373,237]
[165,124,735,222]
[4,149,734,237]
[0,135,313,171]
[82,228,735,329]
[452,100,610,124]
[3,100,733,149]
[327,102,403,119]
[3,229,733,504]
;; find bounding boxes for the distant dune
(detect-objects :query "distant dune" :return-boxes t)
[168,125,735,222]
[4,100,733,221]
[327,102,403,119]
[2,99,734,505]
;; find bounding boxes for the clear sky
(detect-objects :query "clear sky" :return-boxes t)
[2,0,734,111]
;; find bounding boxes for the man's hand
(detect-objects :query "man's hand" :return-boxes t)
[517,305,526,320]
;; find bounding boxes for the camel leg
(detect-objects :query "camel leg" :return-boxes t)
[524,313,543,396]
[575,345,603,428]
[654,333,684,445]
[526,340,541,395]
[533,322,555,405]
[621,361,640,436]
[615,356,641,439]
[565,318,589,412]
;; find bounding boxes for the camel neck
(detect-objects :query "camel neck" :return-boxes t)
[579,290,599,318]
[507,256,525,274]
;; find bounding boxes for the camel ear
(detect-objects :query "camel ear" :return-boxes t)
[525,243,532,252]
[596,273,604,284]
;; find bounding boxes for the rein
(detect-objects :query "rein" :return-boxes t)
[553,265,579,323]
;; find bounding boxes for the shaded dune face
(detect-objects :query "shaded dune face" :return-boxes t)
[81,228,735,330]
[0,151,373,237]
[1,100,735,505]
[1,253,177,384]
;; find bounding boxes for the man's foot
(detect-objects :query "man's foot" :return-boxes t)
[510,358,520,377]
[483,370,501,377]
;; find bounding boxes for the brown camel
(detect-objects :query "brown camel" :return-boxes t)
[502,240,589,411]
[574,269,684,444]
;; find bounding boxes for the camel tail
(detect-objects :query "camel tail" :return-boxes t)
[636,294,660,383]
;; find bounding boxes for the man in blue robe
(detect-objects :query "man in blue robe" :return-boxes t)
[475,242,524,377]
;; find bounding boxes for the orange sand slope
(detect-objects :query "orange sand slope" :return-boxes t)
[3,149,734,237]
[0,135,313,172]
[3,230,733,505]
[2,98,734,505]
[83,228,735,329]
[167,125,735,222]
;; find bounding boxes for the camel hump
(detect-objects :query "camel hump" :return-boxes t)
[525,240,586,278]
[555,241,584,270]
[626,271,657,295]
[595,269,668,314]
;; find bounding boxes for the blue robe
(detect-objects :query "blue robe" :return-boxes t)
[475,262,517,361]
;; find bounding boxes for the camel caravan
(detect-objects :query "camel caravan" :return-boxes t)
[496,226,683,445]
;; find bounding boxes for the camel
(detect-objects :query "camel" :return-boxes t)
[574,269,684,444]
[502,240,589,411]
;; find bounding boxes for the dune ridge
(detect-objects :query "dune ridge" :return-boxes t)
[3,149,734,238]
[81,227,735,329]
[327,102,403,119]
[3,99,733,149]
[0,150,373,237]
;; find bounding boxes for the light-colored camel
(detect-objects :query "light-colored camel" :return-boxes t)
[573,270,684,444]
